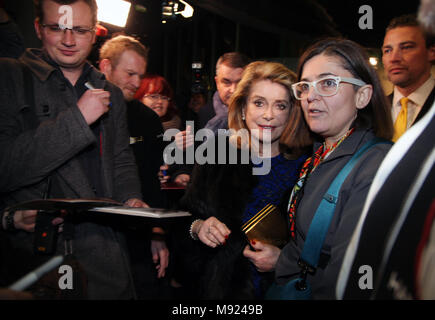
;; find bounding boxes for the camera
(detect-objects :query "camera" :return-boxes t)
[191,61,205,93]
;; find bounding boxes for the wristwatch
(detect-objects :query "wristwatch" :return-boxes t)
[4,210,16,231]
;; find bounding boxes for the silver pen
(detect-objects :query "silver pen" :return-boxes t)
[85,82,112,107]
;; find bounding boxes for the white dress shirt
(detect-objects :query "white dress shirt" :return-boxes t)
[391,76,435,128]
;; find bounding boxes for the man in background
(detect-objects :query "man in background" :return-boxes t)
[382,14,435,141]
[168,52,251,185]
[198,52,250,132]
[99,35,170,298]
[337,0,435,300]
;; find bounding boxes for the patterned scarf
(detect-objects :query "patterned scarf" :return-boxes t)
[288,128,355,239]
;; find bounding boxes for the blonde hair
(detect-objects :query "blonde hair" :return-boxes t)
[99,35,149,68]
[228,61,312,157]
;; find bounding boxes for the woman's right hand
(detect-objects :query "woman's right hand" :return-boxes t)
[192,217,231,248]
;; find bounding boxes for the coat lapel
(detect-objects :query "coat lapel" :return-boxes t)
[414,86,435,124]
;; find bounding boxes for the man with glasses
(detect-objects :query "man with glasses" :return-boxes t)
[99,35,171,299]
[0,0,148,299]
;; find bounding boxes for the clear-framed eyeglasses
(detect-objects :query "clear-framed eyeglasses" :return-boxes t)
[40,23,95,38]
[291,76,367,100]
[144,94,171,102]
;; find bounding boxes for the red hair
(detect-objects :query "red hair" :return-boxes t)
[134,74,177,118]
[134,74,172,99]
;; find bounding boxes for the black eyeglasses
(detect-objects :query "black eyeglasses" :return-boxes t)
[40,23,95,37]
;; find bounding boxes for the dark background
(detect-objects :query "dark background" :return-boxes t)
[3,0,421,102]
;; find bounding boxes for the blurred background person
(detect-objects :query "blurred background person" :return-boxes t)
[382,14,435,142]
[0,6,24,58]
[135,74,192,190]
[135,74,182,131]
[198,52,251,132]
[180,89,207,129]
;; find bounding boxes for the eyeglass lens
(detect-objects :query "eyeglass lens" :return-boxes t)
[294,78,338,99]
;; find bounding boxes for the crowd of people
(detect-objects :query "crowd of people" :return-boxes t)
[0,0,434,300]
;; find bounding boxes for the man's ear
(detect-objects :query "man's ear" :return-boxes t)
[99,59,112,77]
[34,19,42,40]
[355,84,373,110]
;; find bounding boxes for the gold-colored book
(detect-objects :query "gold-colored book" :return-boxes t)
[241,204,290,248]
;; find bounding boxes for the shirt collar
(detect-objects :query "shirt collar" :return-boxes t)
[20,48,94,83]
[393,76,435,108]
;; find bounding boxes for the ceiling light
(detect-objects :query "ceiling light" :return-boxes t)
[369,57,378,66]
[96,0,131,28]
[177,0,194,18]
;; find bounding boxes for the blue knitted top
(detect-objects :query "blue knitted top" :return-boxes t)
[242,153,307,298]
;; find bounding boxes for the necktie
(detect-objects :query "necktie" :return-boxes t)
[392,97,408,142]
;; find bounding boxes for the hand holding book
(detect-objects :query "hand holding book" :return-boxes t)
[241,204,290,248]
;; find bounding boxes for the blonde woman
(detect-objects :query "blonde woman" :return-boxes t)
[177,61,312,299]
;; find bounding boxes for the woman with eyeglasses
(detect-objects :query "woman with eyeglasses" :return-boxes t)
[244,38,394,299]
[135,74,182,131]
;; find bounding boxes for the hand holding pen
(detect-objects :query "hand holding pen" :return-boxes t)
[77,82,111,125]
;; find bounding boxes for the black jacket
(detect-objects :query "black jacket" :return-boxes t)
[176,138,292,299]
[126,100,165,207]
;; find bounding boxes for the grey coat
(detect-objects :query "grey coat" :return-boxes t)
[274,128,391,299]
[0,49,142,299]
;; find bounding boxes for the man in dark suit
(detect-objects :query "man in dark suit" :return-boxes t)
[382,14,435,142]
[167,52,251,186]
[337,1,435,299]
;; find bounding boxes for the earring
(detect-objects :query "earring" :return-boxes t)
[242,110,246,121]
